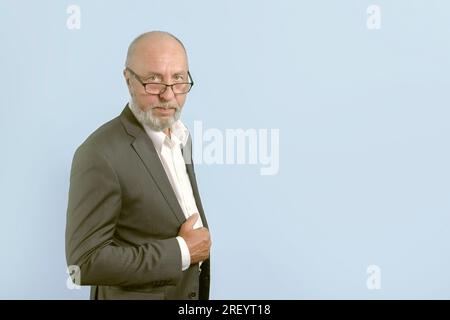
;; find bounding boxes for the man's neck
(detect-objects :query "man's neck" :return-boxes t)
[163,127,171,138]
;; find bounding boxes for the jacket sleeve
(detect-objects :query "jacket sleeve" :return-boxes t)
[65,144,182,287]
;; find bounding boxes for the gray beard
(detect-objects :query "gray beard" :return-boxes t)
[129,99,181,132]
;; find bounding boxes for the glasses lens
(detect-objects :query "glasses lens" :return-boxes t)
[145,83,166,94]
[144,83,192,94]
[173,83,192,94]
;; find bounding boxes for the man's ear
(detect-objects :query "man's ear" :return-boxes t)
[123,69,131,86]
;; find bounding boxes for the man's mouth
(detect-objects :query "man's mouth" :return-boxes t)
[153,106,176,116]
[153,106,176,110]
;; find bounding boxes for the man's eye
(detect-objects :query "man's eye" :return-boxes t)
[174,75,184,81]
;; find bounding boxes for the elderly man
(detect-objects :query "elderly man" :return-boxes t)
[65,31,211,300]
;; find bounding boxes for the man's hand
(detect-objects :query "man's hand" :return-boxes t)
[178,213,211,265]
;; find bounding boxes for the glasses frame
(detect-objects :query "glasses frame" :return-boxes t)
[125,67,194,95]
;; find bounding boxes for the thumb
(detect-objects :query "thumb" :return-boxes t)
[184,213,199,229]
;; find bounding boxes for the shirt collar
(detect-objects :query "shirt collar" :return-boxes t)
[128,102,189,153]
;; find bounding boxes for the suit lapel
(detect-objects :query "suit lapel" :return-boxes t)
[186,164,208,229]
[182,137,209,229]
[120,105,187,225]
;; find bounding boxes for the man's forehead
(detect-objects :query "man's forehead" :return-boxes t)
[130,47,187,70]
[135,57,187,74]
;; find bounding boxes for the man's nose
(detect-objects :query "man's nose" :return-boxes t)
[159,85,176,101]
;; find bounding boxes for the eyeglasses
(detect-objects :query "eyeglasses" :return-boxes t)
[126,67,194,95]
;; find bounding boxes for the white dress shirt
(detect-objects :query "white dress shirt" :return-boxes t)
[129,104,204,271]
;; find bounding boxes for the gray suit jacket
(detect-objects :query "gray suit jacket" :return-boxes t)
[65,105,210,300]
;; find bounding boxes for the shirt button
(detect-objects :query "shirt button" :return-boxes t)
[189,291,197,299]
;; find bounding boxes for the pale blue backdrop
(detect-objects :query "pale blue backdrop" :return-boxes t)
[0,0,449,299]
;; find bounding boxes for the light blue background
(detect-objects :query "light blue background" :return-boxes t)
[0,0,449,299]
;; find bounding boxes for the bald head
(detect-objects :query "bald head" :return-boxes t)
[125,31,187,68]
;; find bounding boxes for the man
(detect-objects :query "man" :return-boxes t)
[65,31,211,300]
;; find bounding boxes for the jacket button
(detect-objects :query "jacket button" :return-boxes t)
[189,292,197,299]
